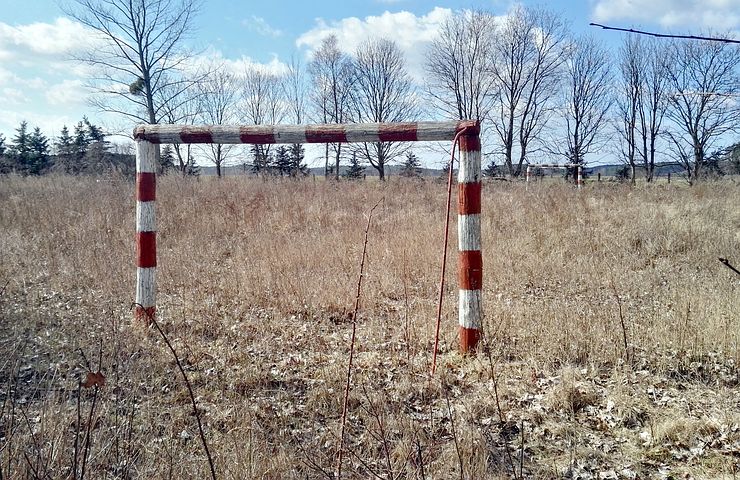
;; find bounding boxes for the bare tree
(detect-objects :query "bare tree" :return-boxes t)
[663,37,740,184]
[198,66,239,177]
[490,6,568,176]
[349,39,418,180]
[636,38,669,182]
[616,35,644,184]
[66,0,200,125]
[425,10,497,122]
[156,76,201,175]
[241,66,286,174]
[308,35,355,179]
[557,37,613,172]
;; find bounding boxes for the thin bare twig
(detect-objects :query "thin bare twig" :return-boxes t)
[336,197,384,480]
[131,303,217,480]
[443,387,465,480]
[719,257,740,277]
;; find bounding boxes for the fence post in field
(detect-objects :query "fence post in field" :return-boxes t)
[577,165,583,189]
[135,140,157,322]
[526,164,531,188]
[457,124,482,353]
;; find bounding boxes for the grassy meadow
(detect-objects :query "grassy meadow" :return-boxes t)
[0,173,738,478]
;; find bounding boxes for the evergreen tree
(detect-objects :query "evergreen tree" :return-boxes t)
[9,121,32,174]
[274,145,291,176]
[400,151,422,178]
[0,133,10,174]
[483,160,500,177]
[28,127,51,175]
[55,126,76,173]
[185,151,200,176]
[251,144,273,175]
[289,143,308,176]
[73,121,89,160]
[345,152,365,180]
[159,145,176,173]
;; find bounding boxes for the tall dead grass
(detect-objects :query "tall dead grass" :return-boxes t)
[1,174,738,478]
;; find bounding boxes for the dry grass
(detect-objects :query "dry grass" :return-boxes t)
[0,173,738,478]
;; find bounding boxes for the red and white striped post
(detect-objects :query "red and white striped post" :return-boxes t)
[135,140,157,322]
[133,121,483,353]
[457,124,482,353]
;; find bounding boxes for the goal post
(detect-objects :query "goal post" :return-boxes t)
[133,120,483,353]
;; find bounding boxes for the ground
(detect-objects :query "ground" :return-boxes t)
[0,174,738,479]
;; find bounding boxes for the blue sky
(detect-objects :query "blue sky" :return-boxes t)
[0,0,738,164]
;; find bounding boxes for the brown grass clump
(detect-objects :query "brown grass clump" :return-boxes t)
[0,174,738,478]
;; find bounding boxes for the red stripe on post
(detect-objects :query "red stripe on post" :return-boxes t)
[458,134,481,152]
[180,128,214,144]
[137,231,157,268]
[305,126,347,143]
[378,123,417,142]
[240,126,276,144]
[137,173,156,202]
[134,306,156,323]
[458,182,481,215]
[460,326,480,353]
[459,250,482,290]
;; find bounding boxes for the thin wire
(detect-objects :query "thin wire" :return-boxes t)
[589,23,740,44]
[431,126,469,375]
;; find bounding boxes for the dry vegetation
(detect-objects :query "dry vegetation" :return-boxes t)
[1,174,739,479]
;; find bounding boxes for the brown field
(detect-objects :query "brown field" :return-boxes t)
[1,174,739,479]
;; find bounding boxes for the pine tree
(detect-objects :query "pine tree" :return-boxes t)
[160,145,176,173]
[9,121,32,174]
[55,126,76,173]
[274,145,291,176]
[185,151,200,176]
[0,133,5,156]
[251,144,273,175]
[345,152,365,180]
[28,127,50,175]
[400,151,422,178]
[483,160,499,177]
[289,143,308,176]
[73,121,89,161]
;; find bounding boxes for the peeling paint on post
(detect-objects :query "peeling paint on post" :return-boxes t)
[135,140,157,322]
[457,124,482,353]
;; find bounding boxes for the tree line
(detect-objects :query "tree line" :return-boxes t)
[5,1,739,183]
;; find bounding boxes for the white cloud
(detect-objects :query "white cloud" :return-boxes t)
[181,47,289,77]
[243,15,282,38]
[45,79,92,107]
[0,87,29,105]
[296,7,452,83]
[592,0,740,30]
[0,17,97,60]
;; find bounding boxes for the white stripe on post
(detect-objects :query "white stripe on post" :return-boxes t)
[457,125,482,353]
[136,201,156,232]
[458,290,483,329]
[135,140,157,323]
[458,214,481,251]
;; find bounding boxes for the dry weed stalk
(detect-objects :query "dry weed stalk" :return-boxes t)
[132,303,217,480]
[336,197,383,479]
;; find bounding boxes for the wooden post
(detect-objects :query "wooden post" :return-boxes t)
[667,172,671,184]
[457,124,482,353]
[598,172,601,182]
[526,164,531,188]
[132,121,483,351]
[135,140,157,322]
[577,165,583,189]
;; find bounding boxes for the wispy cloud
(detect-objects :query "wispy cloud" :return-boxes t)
[591,0,740,31]
[243,15,283,38]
